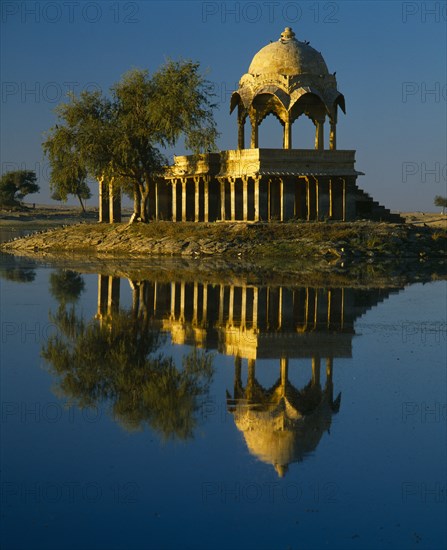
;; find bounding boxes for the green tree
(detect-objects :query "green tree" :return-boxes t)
[43,61,218,222]
[0,170,39,207]
[434,195,447,214]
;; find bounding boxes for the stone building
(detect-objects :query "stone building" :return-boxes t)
[100,27,401,223]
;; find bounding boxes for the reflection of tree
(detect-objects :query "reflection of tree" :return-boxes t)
[49,270,85,304]
[42,305,214,440]
[0,255,36,283]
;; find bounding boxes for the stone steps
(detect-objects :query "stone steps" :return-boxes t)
[351,184,405,223]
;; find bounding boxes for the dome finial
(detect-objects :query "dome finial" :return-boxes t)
[280,27,296,42]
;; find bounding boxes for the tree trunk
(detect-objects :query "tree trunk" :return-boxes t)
[140,188,149,222]
[77,194,86,212]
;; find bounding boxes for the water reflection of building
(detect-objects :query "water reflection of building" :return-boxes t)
[96,274,399,475]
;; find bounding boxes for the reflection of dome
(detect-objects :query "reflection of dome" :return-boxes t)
[227,358,341,477]
[232,394,336,477]
[248,27,329,76]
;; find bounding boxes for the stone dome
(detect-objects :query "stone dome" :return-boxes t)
[248,27,329,76]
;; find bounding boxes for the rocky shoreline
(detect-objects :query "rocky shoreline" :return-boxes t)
[1,219,446,262]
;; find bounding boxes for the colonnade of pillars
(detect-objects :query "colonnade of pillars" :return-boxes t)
[166,175,355,222]
[166,282,351,333]
[238,116,337,151]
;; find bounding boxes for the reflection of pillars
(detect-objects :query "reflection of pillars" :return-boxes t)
[304,287,309,329]
[194,177,200,222]
[241,286,247,327]
[220,179,226,221]
[193,282,198,323]
[228,286,234,324]
[280,357,288,389]
[315,120,324,150]
[327,289,332,328]
[202,284,208,322]
[172,181,177,221]
[235,355,242,389]
[230,178,236,221]
[252,287,258,329]
[283,119,292,149]
[341,287,344,329]
[180,281,185,321]
[181,179,187,222]
[312,357,321,386]
[250,116,258,148]
[204,178,209,222]
[219,285,224,323]
[242,177,248,221]
[329,121,336,150]
[313,289,318,329]
[170,282,176,318]
[326,357,334,401]
[108,276,120,315]
[97,274,108,317]
[254,177,260,221]
[248,358,256,386]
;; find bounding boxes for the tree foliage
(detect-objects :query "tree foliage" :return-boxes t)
[43,61,218,222]
[434,195,447,213]
[0,170,39,207]
[49,270,85,305]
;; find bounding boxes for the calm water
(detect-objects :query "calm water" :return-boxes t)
[1,255,446,550]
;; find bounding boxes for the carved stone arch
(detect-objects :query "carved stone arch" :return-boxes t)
[251,92,289,125]
[289,91,328,125]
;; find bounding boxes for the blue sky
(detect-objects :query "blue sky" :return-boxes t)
[1,0,446,211]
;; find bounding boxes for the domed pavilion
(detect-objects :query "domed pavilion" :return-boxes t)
[101,28,402,224]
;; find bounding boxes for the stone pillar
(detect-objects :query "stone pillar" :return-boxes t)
[315,120,324,150]
[230,178,236,221]
[98,177,109,223]
[250,115,258,148]
[317,177,330,220]
[253,176,260,221]
[306,178,311,221]
[283,119,292,149]
[238,116,245,149]
[279,178,284,222]
[194,177,200,222]
[328,179,333,219]
[204,178,209,222]
[220,179,226,220]
[181,178,187,222]
[242,177,248,221]
[329,121,337,150]
[171,180,177,221]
